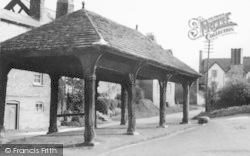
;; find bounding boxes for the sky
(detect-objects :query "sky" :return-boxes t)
[1,0,250,71]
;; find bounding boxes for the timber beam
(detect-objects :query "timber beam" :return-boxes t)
[125,61,147,135]
[158,73,173,128]
[78,52,103,146]
[47,73,60,134]
[0,59,11,144]
[181,80,195,124]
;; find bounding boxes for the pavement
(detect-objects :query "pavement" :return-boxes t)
[100,114,250,156]
[5,107,204,156]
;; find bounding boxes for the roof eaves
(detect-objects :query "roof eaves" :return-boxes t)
[101,45,201,78]
[213,62,227,72]
[0,18,35,28]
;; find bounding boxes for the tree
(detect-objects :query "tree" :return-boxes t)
[217,78,250,108]
[58,77,85,113]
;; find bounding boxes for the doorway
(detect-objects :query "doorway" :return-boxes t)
[4,103,18,130]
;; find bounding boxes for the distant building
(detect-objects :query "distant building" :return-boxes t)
[199,48,250,91]
[138,80,175,107]
[138,34,175,107]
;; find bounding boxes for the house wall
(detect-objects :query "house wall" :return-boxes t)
[5,69,51,130]
[1,20,51,130]
[246,71,250,80]
[0,21,30,42]
[152,80,175,108]
[207,63,225,90]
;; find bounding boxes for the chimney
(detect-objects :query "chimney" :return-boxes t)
[56,0,74,19]
[199,50,203,73]
[231,48,243,65]
[30,0,45,20]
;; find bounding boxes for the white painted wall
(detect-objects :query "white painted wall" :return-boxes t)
[6,69,51,130]
[152,79,175,108]
[246,71,250,80]
[207,63,225,90]
[1,20,51,130]
[0,21,30,42]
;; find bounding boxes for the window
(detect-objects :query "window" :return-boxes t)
[211,70,217,78]
[36,102,44,112]
[34,73,43,86]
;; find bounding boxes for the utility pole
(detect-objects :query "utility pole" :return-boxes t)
[204,39,212,112]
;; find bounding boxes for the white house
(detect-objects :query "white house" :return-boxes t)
[0,0,57,130]
[199,48,250,91]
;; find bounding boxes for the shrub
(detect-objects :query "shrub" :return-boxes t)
[216,78,250,109]
[96,98,109,114]
[203,86,218,111]
[115,93,121,100]
[135,85,144,103]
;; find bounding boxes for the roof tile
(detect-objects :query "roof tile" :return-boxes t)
[1,9,199,76]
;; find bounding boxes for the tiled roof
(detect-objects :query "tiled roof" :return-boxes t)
[0,9,200,77]
[200,58,231,74]
[200,57,250,74]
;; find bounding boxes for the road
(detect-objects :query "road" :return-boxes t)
[102,115,250,156]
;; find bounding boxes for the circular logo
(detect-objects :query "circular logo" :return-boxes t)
[5,148,11,153]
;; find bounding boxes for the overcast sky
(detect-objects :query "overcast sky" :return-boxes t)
[1,0,250,71]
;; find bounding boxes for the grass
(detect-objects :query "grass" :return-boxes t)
[193,105,250,119]
[111,99,199,122]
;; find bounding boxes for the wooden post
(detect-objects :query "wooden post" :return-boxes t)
[120,83,128,125]
[126,74,138,135]
[84,74,97,144]
[78,53,103,146]
[182,81,191,124]
[95,80,99,128]
[158,80,167,128]
[48,74,60,134]
[0,60,10,144]
[158,74,172,128]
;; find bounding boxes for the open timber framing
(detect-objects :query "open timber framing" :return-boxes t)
[0,7,201,145]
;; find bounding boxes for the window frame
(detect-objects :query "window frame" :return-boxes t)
[33,73,43,86]
[211,70,217,78]
[35,102,44,113]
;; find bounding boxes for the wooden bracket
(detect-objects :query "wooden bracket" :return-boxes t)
[77,52,103,77]
[134,61,147,78]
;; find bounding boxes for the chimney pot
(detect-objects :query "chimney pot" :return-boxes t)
[30,0,45,20]
[56,0,74,19]
[231,48,243,65]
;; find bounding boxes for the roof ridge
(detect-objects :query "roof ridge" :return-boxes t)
[86,10,158,47]
[86,10,139,34]
[84,9,108,46]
